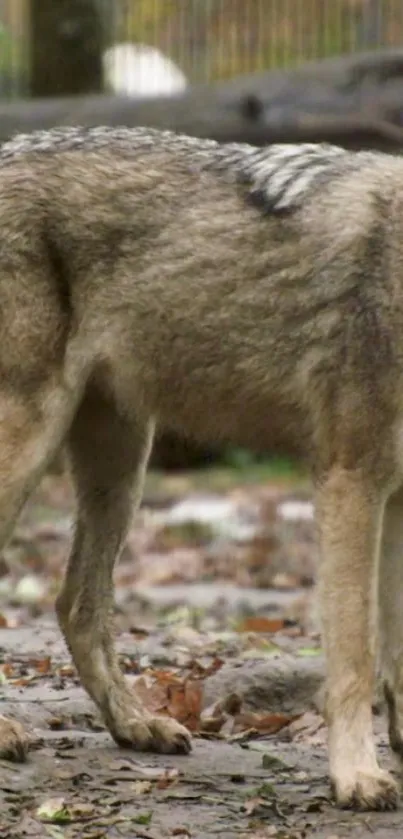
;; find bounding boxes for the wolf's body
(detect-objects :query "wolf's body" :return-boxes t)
[0,126,402,810]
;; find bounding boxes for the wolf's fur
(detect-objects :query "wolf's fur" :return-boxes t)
[0,126,403,810]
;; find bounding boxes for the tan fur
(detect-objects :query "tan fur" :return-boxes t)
[0,127,403,809]
[379,487,403,757]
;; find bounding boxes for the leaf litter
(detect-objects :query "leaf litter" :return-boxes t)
[0,468,398,837]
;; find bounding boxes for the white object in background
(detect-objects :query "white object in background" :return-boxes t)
[103,42,188,97]
[152,495,259,542]
[278,500,314,522]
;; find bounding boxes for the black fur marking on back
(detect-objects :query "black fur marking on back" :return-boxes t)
[0,126,378,215]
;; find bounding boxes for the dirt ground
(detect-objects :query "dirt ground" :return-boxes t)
[1,467,403,838]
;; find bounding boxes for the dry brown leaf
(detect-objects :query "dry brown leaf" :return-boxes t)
[203,693,242,719]
[156,768,180,789]
[129,626,150,639]
[237,616,286,634]
[243,796,268,816]
[68,800,95,820]
[149,668,183,685]
[188,657,224,679]
[108,761,180,784]
[132,674,168,714]
[201,692,242,734]
[10,677,33,687]
[29,656,52,674]
[57,665,76,678]
[166,680,203,731]
[288,710,326,744]
[131,780,153,795]
[234,710,297,735]
[133,671,203,731]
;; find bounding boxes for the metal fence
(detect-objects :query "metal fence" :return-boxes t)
[0,0,402,99]
[111,0,403,82]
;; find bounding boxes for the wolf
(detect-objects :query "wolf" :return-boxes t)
[0,126,402,812]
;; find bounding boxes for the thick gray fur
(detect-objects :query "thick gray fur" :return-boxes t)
[0,125,378,212]
[0,126,402,813]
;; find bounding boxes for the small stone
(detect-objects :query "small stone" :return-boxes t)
[14,574,46,604]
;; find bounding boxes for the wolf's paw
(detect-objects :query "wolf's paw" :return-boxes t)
[333,767,399,811]
[112,714,192,754]
[0,715,29,762]
[105,686,192,754]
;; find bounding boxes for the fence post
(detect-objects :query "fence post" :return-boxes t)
[357,0,384,49]
[28,0,104,96]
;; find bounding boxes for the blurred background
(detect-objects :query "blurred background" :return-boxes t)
[0,0,401,99]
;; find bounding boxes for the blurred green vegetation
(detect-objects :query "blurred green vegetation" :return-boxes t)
[222,448,300,477]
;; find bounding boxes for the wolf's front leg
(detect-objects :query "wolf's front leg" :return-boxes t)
[55,386,191,755]
[379,484,403,757]
[316,467,398,810]
[0,377,81,762]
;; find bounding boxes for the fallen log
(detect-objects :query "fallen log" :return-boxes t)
[1,48,403,152]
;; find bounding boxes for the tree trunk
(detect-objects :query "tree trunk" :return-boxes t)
[28,0,103,97]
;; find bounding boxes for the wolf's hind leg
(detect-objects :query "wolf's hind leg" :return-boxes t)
[56,383,191,754]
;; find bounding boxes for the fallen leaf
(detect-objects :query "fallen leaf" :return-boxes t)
[202,692,242,720]
[227,727,258,743]
[156,768,180,789]
[129,625,150,639]
[131,780,153,795]
[166,680,203,730]
[189,657,224,679]
[57,664,76,678]
[36,796,95,824]
[132,674,168,714]
[288,711,326,744]
[45,827,65,839]
[133,811,153,825]
[237,617,286,634]
[242,796,270,816]
[234,711,297,735]
[68,801,95,820]
[37,798,70,824]
[29,656,52,674]
[297,646,322,657]
[2,662,16,678]
[108,759,180,785]
[133,670,204,731]
[261,753,292,770]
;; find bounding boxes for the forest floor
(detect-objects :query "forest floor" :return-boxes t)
[1,465,403,838]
